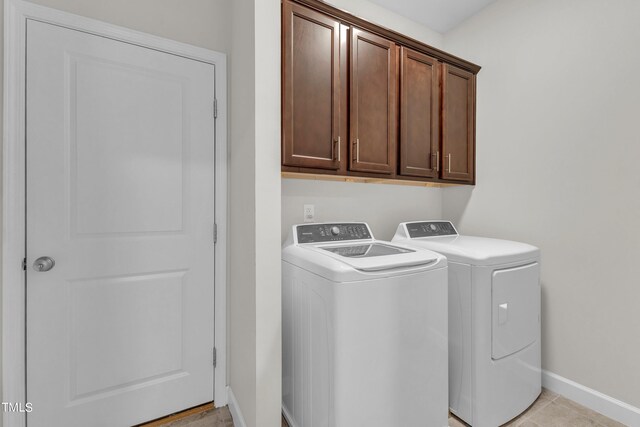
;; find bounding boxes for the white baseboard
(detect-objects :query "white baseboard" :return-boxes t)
[542,369,640,426]
[282,404,297,427]
[227,386,247,427]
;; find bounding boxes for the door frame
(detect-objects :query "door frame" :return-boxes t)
[2,1,229,425]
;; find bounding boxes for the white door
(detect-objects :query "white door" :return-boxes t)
[26,20,216,427]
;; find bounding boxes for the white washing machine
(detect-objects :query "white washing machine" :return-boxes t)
[393,221,541,427]
[282,222,448,427]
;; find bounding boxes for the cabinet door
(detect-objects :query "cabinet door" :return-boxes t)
[282,1,341,170]
[442,63,475,182]
[350,28,397,174]
[399,47,439,178]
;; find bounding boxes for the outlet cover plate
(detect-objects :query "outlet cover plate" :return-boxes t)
[303,204,315,223]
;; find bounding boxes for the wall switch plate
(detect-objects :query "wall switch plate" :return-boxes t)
[303,204,315,223]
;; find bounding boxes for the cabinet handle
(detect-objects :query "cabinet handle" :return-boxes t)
[432,151,440,172]
[334,137,341,162]
[446,153,451,173]
[354,138,360,163]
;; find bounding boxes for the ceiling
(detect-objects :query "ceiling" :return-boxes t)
[367,0,498,33]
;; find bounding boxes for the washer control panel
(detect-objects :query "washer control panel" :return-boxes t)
[406,221,458,238]
[297,223,372,244]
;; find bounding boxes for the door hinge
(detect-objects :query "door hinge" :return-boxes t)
[213,347,217,367]
[22,258,27,271]
[214,99,218,119]
[214,223,218,244]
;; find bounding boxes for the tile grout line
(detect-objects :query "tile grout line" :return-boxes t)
[551,398,613,427]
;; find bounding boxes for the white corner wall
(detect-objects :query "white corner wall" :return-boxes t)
[442,0,640,409]
[253,0,282,425]
[281,0,444,243]
[0,3,4,422]
[229,1,282,426]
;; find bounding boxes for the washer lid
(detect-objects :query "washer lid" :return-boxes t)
[321,242,412,258]
[283,241,446,281]
[307,242,436,272]
[393,223,539,265]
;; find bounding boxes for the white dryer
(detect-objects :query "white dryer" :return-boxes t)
[282,222,448,427]
[393,221,541,427]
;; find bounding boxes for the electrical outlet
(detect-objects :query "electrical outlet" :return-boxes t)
[303,204,315,223]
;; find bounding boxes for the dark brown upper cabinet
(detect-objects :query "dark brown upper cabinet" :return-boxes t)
[282,1,341,170]
[399,47,440,178]
[281,0,480,185]
[349,28,397,174]
[442,63,476,183]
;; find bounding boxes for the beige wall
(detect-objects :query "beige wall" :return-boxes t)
[282,0,444,243]
[323,0,442,46]
[282,180,442,242]
[24,0,232,52]
[442,0,640,408]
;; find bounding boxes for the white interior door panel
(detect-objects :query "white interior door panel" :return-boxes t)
[26,19,216,427]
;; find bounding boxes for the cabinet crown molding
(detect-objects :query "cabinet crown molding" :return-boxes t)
[288,0,481,74]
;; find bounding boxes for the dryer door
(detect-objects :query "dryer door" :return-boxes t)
[491,262,540,360]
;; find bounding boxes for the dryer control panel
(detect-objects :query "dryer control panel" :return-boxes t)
[406,221,458,238]
[296,223,372,244]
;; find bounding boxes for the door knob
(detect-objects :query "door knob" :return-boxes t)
[33,256,55,272]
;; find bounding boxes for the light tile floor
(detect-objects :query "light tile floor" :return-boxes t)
[164,389,626,427]
[450,388,626,427]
